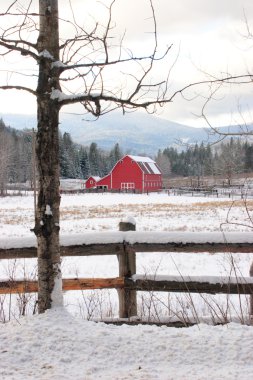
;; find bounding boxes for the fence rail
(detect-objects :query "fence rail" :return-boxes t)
[1,276,253,296]
[1,222,253,320]
[0,277,124,295]
[1,238,253,260]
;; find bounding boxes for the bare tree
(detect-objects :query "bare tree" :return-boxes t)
[197,17,253,141]
[0,0,174,313]
[156,150,171,178]
[2,1,251,314]
[212,139,245,186]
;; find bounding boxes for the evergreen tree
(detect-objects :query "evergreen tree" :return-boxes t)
[79,147,90,179]
[89,142,100,176]
[245,143,253,172]
[109,143,122,169]
[60,132,78,178]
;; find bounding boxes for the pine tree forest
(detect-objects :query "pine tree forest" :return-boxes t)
[0,118,124,193]
[1,117,253,193]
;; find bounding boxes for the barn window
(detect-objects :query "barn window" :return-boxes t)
[121,182,135,189]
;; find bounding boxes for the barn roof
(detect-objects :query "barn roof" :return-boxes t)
[88,176,101,181]
[128,155,155,163]
[127,155,161,175]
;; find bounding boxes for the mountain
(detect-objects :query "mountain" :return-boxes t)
[59,112,212,154]
[1,111,251,155]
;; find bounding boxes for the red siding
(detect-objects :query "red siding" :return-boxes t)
[143,173,162,192]
[111,156,143,191]
[96,174,111,189]
[86,176,98,189]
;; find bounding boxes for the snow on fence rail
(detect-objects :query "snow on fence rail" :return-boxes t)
[1,222,253,320]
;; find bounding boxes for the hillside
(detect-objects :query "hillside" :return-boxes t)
[2,111,252,155]
[59,112,211,154]
[0,112,210,154]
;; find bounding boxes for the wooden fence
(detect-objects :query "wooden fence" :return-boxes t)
[1,222,253,322]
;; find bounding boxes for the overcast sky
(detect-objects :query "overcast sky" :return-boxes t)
[0,0,253,128]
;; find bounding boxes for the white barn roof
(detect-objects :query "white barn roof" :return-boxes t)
[89,176,101,181]
[128,155,161,175]
[128,155,155,163]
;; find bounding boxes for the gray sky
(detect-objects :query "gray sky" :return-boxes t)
[0,0,252,128]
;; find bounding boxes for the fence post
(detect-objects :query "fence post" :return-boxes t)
[118,220,137,318]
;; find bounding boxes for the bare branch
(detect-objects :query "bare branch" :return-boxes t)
[54,90,171,115]
[168,74,253,102]
[0,40,38,60]
[0,69,38,79]
[0,1,38,59]
[0,85,36,96]
[58,48,172,71]
[198,78,253,137]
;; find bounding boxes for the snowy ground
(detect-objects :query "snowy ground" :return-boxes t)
[1,192,253,379]
[2,192,253,239]
[1,307,253,380]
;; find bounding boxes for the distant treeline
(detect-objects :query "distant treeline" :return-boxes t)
[59,135,253,184]
[0,118,33,194]
[157,139,253,184]
[1,117,253,193]
[59,132,122,179]
[0,118,123,193]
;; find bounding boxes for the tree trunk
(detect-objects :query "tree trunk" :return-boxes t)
[34,0,62,313]
[250,262,253,323]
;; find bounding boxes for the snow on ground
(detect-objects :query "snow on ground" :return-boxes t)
[1,192,253,239]
[1,192,253,379]
[1,308,253,380]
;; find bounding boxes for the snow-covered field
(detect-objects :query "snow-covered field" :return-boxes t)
[1,192,253,379]
[2,192,253,237]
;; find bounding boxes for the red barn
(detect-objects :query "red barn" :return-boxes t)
[85,176,101,189]
[91,155,162,192]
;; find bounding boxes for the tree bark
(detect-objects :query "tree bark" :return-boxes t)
[34,0,62,313]
[249,262,253,322]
